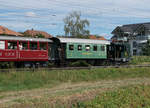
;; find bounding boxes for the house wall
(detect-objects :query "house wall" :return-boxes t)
[112,27,150,56]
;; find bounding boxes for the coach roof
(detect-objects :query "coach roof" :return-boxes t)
[58,37,110,45]
[0,35,52,42]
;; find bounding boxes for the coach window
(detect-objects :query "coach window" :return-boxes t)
[78,45,82,51]
[69,45,74,50]
[85,45,90,51]
[8,41,17,50]
[101,45,105,51]
[0,41,5,49]
[40,42,47,50]
[93,45,97,51]
[19,42,28,50]
[30,42,37,50]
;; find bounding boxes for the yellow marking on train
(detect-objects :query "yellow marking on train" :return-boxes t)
[70,53,73,56]
[82,53,92,55]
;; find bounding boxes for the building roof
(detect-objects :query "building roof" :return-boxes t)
[89,35,107,40]
[58,37,110,45]
[89,35,97,39]
[97,36,107,40]
[112,22,150,35]
[24,29,52,38]
[0,25,23,36]
[0,35,52,42]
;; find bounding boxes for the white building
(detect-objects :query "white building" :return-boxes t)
[111,22,150,56]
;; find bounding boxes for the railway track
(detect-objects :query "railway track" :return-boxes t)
[0,64,150,72]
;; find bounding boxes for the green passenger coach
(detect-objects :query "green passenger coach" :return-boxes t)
[50,37,130,66]
[57,38,110,60]
[66,43,107,59]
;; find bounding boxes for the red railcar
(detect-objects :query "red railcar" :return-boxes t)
[0,36,52,67]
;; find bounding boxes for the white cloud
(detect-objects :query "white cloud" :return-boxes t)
[99,33,110,37]
[25,12,36,17]
[1,0,150,18]
[0,21,34,32]
[0,12,18,16]
[1,0,150,36]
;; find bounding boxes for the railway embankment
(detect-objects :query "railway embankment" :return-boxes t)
[0,56,150,107]
[0,66,150,107]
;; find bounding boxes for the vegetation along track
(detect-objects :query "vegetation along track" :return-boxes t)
[1,64,150,72]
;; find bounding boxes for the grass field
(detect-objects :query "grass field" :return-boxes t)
[0,67,150,92]
[73,84,150,108]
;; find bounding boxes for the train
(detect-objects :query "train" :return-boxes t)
[0,35,131,68]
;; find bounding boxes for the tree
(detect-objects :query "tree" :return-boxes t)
[36,34,45,38]
[22,32,32,37]
[142,40,150,56]
[64,11,90,38]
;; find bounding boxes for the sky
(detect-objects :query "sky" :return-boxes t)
[0,0,150,39]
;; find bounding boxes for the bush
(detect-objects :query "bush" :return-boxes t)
[69,60,90,67]
[0,62,15,68]
[48,62,55,67]
[129,56,150,65]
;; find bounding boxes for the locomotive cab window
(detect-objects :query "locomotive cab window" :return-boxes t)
[78,45,82,51]
[8,41,17,50]
[30,42,37,50]
[101,45,105,51]
[69,45,74,50]
[85,45,90,51]
[93,45,97,51]
[0,41,5,49]
[40,42,47,50]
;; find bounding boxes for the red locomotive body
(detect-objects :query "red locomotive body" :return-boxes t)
[0,36,52,67]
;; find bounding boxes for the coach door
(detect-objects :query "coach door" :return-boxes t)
[18,41,29,61]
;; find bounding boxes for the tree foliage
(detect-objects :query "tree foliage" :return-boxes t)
[22,32,45,38]
[142,40,150,56]
[64,11,90,38]
[22,32,32,37]
[36,34,45,38]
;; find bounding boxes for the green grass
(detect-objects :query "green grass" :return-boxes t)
[129,56,150,65]
[73,84,150,108]
[0,67,150,92]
